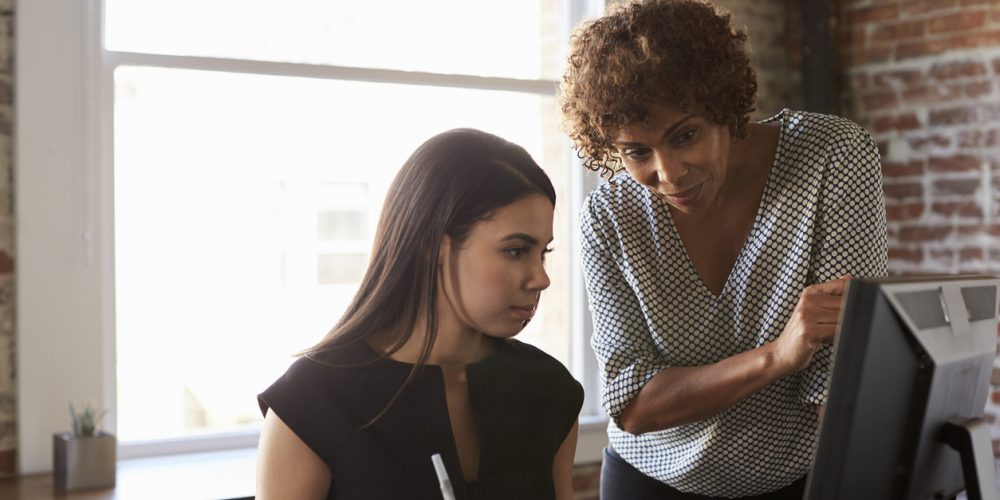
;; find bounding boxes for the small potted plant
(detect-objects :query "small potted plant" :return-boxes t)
[53,402,115,492]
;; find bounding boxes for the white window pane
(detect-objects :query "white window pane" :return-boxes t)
[113,67,572,442]
[105,0,568,80]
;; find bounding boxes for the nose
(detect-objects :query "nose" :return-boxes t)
[528,259,550,293]
[651,151,688,187]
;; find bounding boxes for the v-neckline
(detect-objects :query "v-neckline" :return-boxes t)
[364,340,506,485]
[661,110,787,300]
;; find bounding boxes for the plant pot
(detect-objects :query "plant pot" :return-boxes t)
[52,432,116,492]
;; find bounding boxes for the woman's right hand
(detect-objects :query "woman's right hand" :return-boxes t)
[772,275,852,375]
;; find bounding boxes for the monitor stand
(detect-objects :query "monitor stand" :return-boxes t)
[942,418,1000,500]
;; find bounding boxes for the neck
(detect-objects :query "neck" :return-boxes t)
[719,123,776,201]
[380,312,492,368]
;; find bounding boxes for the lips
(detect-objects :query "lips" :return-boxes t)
[658,181,703,207]
[510,304,537,321]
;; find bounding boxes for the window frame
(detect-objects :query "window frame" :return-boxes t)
[16,0,607,473]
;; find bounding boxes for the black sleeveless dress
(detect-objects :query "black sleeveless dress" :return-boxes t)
[258,338,584,500]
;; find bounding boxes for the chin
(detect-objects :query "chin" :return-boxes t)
[481,324,526,340]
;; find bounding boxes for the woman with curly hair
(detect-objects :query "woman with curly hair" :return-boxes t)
[559,0,887,498]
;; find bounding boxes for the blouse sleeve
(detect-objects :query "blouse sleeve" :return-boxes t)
[801,121,889,405]
[258,357,343,465]
[580,190,670,427]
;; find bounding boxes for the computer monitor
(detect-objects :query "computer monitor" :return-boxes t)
[805,274,1000,500]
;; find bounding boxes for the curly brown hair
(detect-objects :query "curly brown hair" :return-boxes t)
[559,0,758,176]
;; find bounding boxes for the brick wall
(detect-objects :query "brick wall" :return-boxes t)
[0,0,14,479]
[715,0,804,119]
[837,0,1000,451]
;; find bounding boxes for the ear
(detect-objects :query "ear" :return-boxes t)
[438,235,452,266]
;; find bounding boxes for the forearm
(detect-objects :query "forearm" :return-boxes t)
[619,342,790,434]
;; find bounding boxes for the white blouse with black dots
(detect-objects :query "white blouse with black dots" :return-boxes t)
[580,109,888,497]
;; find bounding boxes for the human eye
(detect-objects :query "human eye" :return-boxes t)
[620,147,651,162]
[506,247,528,259]
[672,128,698,147]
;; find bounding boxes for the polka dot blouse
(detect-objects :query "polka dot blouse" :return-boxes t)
[580,109,888,497]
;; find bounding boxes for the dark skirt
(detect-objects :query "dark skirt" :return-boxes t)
[600,447,807,500]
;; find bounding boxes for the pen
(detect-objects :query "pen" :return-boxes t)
[430,453,456,500]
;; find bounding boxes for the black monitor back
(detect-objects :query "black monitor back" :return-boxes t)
[805,275,998,500]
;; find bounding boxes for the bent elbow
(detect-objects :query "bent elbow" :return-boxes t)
[618,409,649,435]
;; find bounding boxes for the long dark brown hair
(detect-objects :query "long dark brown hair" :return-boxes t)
[303,128,556,425]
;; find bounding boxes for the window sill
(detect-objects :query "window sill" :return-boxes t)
[0,448,257,500]
[0,418,608,500]
[576,414,609,465]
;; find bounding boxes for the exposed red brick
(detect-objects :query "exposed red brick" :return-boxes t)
[847,46,894,66]
[889,247,923,262]
[929,61,988,80]
[897,39,948,59]
[0,251,11,275]
[902,83,961,104]
[899,225,953,241]
[850,72,870,91]
[883,159,925,177]
[907,134,952,151]
[992,366,1000,385]
[930,248,955,261]
[876,140,890,157]
[961,0,1000,6]
[849,3,902,24]
[883,182,924,199]
[862,90,899,111]
[872,69,925,88]
[902,0,959,15]
[929,106,977,126]
[933,178,982,195]
[929,10,988,34]
[960,247,985,260]
[964,81,993,98]
[958,128,1000,148]
[840,27,869,47]
[932,200,983,217]
[993,58,1000,75]
[886,202,926,220]
[928,154,982,172]
[872,113,922,132]
[0,450,12,477]
[872,19,927,42]
[963,30,1000,48]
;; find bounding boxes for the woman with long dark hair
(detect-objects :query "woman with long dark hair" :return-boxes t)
[255,128,584,500]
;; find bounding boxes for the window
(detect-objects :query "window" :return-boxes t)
[17,0,606,471]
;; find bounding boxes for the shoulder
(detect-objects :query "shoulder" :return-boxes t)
[501,338,565,366]
[581,173,656,238]
[257,346,379,463]
[772,110,880,179]
[258,341,383,416]
[279,341,378,383]
[779,109,876,153]
[497,340,584,399]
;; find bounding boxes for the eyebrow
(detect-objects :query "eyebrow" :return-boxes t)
[500,233,553,245]
[614,113,697,148]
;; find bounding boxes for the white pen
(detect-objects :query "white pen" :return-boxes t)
[430,453,456,500]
